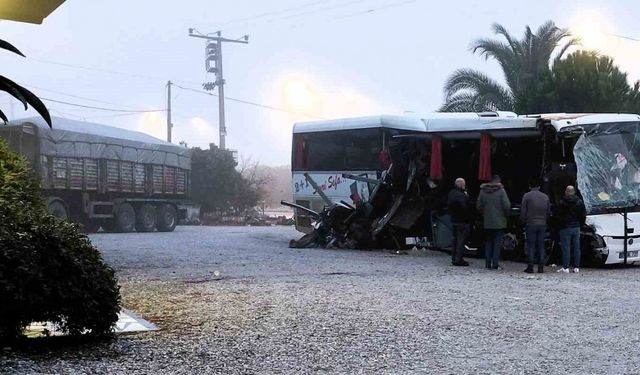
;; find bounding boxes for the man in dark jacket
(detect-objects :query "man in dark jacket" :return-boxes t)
[447,178,470,266]
[477,175,511,270]
[556,185,586,273]
[521,179,551,273]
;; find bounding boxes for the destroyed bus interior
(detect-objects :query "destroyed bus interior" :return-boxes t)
[285,113,640,266]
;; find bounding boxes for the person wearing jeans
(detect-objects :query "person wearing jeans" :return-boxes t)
[447,178,470,266]
[520,180,551,273]
[477,175,511,270]
[559,226,581,271]
[555,185,586,273]
[484,229,504,269]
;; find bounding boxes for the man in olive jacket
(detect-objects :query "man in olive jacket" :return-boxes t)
[477,175,511,270]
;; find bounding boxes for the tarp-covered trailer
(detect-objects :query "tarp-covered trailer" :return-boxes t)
[0,117,192,233]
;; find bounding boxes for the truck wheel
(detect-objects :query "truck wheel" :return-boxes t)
[135,204,156,232]
[115,203,135,233]
[48,200,68,220]
[157,204,177,232]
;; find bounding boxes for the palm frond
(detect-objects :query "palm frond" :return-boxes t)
[0,108,8,123]
[0,39,25,57]
[0,76,51,127]
[555,37,581,61]
[442,69,514,111]
[491,23,521,53]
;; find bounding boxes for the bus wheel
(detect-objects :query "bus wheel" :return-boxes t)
[48,200,68,220]
[115,203,135,233]
[156,204,177,232]
[135,204,156,232]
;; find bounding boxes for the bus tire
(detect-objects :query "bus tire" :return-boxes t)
[135,204,156,232]
[48,200,69,220]
[157,204,177,232]
[115,203,135,233]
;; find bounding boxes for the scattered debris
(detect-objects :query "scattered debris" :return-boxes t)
[284,152,435,250]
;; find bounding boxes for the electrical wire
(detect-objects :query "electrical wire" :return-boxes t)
[171,84,324,119]
[21,83,145,109]
[214,0,328,31]
[26,58,201,86]
[333,0,417,20]
[40,97,164,113]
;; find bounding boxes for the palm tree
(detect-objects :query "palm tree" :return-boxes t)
[0,39,50,126]
[440,21,579,112]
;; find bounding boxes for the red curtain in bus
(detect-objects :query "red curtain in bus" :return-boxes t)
[430,135,442,180]
[378,148,391,170]
[293,134,307,169]
[478,132,492,181]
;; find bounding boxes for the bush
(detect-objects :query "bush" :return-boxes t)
[0,139,120,342]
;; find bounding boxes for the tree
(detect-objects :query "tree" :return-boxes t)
[546,50,639,113]
[190,145,261,214]
[441,21,579,113]
[0,39,120,342]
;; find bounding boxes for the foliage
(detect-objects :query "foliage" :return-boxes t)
[0,39,119,342]
[0,39,51,126]
[190,145,262,214]
[544,50,640,113]
[0,139,120,342]
[441,21,578,112]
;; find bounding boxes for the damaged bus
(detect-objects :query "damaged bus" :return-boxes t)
[289,112,640,265]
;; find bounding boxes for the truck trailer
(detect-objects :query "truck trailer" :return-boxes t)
[0,117,191,233]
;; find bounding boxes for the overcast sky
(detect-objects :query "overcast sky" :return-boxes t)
[1,0,639,165]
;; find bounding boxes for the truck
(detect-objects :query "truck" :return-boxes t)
[0,116,192,233]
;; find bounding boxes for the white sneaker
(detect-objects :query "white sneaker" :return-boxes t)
[573,268,580,273]
[557,268,569,273]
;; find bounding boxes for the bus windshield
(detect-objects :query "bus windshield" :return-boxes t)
[293,128,382,171]
[574,122,640,213]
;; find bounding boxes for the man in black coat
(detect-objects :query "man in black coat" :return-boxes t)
[448,178,470,266]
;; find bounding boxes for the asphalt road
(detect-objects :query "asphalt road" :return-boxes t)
[3,226,640,374]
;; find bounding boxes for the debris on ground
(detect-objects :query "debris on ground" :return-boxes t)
[284,145,439,250]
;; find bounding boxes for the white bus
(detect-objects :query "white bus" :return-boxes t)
[290,112,640,265]
[291,115,427,232]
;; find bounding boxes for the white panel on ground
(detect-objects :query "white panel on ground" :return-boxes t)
[23,309,157,338]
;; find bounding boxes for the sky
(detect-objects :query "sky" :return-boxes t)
[1,0,639,165]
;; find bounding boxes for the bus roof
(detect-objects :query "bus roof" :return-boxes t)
[293,112,538,134]
[294,112,640,135]
[522,113,640,132]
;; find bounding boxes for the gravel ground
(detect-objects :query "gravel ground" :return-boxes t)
[3,226,640,374]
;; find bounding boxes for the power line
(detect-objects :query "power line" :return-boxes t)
[334,0,417,20]
[21,83,143,109]
[172,84,324,119]
[26,58,201,86]
[606,33,640,42]
[213,0,328,32]
[40,97,164,113]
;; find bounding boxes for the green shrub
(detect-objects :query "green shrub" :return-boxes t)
[0,139,120,342]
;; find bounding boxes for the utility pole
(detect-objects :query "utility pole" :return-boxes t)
[166,80,172,143]
[188,29,248,150]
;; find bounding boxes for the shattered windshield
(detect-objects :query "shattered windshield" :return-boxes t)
[574,122,640,213]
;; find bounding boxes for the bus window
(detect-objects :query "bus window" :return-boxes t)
[292,133,307,170]
[293,128,382,171]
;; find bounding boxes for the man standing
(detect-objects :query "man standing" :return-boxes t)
[477,175,511,270]
[556,185,586,273]
[520,179,551,273]
[448,178,470,266]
